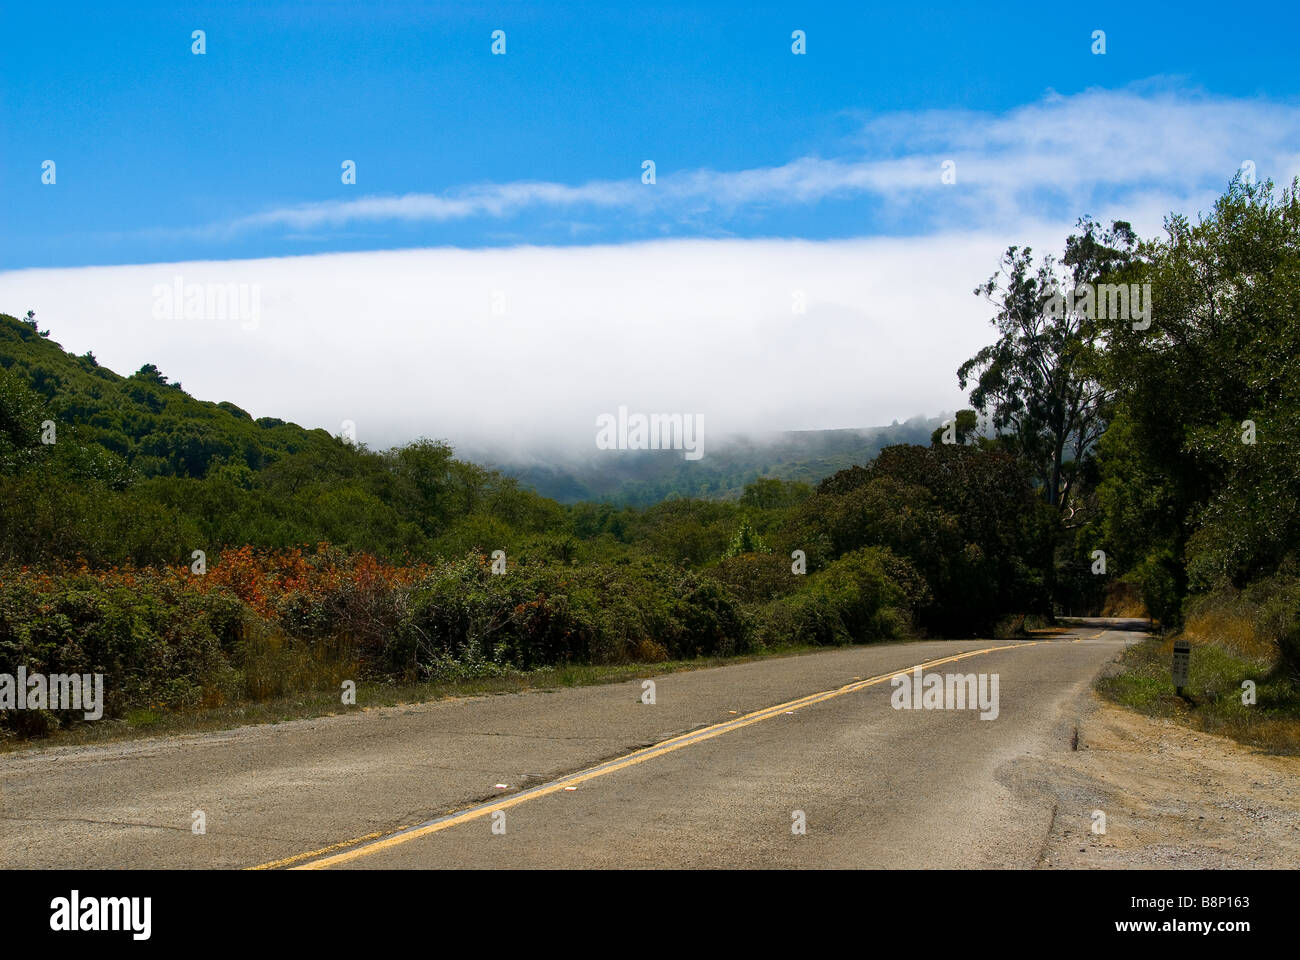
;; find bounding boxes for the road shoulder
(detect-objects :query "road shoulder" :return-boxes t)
[1032,693,1300,868]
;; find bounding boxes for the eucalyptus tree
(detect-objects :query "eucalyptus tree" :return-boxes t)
[958,219,1137,511]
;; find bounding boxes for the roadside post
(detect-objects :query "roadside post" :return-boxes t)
[1172,639,1191,696]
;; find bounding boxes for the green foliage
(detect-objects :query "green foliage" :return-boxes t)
[799,444,1052,634]
[0,574,245,727]
[389,554,751,676]
[958,219,1132,508]
[723,516,770,558]
[738,476,813,510]
[1089,177,1300,625]
[929,409,981,446]
[0,313,562,564]
[774,548,919,646]
[709,552,800,604]
[0,364,44,466]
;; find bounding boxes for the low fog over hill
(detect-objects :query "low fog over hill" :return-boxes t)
[470,417,944,504]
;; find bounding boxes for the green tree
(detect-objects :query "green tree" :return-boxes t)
[959,220,1136,509]
[1093,176,1300,621]
[929,409,981,446]
[0,365,45,466]
[723,516,769,558]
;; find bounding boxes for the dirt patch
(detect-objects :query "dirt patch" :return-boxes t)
[1035,695,1300,869]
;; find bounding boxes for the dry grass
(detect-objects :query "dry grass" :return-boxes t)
[1101,581,1149,618]
[235,620,360,703]
[1181,604,1282,662]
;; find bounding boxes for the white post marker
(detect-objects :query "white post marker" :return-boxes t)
[1172,639,1191,693]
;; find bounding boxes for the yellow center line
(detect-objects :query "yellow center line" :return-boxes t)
[247,830,400,871]
[261,639,1042,870]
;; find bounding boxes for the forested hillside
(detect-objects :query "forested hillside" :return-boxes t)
[0,313,559,563]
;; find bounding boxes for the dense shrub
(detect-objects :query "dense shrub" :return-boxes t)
[388,554,752,676]
[784,548,920,646]
[709,552,800,604]
[0,568,246,728]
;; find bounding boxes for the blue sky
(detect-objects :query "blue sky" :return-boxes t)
[6,1,1300,269]
[2,2,1298,450]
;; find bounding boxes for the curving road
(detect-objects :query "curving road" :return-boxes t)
[0,620,1143,869]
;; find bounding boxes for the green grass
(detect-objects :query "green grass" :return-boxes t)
[1097,635,1300,754]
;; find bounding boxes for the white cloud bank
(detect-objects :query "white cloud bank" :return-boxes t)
[0,232,1068,454]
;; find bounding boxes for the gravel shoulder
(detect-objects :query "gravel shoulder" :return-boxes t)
[1034,694,1300,869]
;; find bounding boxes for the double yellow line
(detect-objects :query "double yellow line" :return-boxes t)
[252,640,1039,870]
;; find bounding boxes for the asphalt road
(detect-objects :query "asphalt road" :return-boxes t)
[0,621,1140,869]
